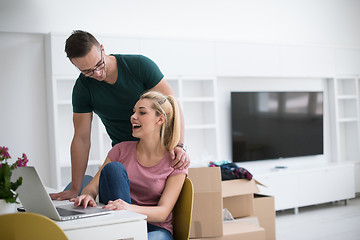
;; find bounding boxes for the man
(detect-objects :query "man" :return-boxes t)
[50,30,189,200]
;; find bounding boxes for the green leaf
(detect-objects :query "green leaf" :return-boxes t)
[11,177,22,191]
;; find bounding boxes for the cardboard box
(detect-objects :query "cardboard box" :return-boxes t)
[189,167,223,238]
[225,216,259,226]
[254,194,276,240]
[189,167,266,240]
[191,221,265,240]
[222,179,259,218]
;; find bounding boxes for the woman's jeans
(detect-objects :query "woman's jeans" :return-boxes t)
[147,223,173,240]
[98,162,131,204]
[64,162,172,240]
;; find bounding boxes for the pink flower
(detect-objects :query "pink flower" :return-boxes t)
[16,153,28,168]
[0,146,11,160]
[1,146,30,203]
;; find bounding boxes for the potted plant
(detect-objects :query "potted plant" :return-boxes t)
[0,146,29,214]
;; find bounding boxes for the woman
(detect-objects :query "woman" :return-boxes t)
[71,91,187,240]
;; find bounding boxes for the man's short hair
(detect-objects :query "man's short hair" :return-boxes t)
[65,30,100,59]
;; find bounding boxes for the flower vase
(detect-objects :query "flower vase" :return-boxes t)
[0,199,17,215]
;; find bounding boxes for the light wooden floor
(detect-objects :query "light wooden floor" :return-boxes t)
[276,197,360,240]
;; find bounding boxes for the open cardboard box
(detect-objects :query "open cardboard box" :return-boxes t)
[222,178,260,218]
[189,167,266,240]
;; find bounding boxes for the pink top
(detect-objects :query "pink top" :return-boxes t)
[107,141,188,234]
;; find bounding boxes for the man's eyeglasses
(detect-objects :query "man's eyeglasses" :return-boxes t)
[80,51,105,77]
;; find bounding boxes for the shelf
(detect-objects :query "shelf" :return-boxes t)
[185,124,217,130]
[88,160,103,166]
[331,76,360,164]
[337,95,357,100]
[180,97,216,102]
[164,76,219,165]
[186,128,218,163]
[56,77,76,102]
[54,75,77,80]
[57,100,72,105]
[60,159,103,168]
[166,79,180,97]
[181,78,215,98]
[183,101,216,126]
[59,163,101,189]
[336,78,357,95]
[338,118,358,123]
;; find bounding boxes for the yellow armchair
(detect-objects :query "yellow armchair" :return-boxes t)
[0,212,68,240]
[172,177,194,240]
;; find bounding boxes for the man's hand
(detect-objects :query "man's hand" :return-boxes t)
[170,146,190,170]
[49,188,79,201]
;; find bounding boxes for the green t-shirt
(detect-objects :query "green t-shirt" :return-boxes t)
[72,54,164,146]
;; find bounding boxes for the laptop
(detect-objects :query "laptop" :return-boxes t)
[12,166,111,221]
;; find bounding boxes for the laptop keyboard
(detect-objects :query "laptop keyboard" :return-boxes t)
[56,207,85,217]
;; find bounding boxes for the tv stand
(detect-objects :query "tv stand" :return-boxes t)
[249,162,355,213]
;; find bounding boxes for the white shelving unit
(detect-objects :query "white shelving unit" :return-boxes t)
[48,75,109,189]
[329,76,360,163]
[255,162,355,212]
[167,76,219,166]
[44,32,359,199]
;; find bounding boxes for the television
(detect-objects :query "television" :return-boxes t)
[231,91,323,162]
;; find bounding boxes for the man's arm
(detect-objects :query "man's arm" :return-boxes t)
[50,112,92,200]
[150,78,190,169]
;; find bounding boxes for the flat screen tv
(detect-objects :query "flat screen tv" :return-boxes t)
[231,91,323,162]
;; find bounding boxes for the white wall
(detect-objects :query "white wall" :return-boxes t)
[1,0,360,186]
[0,32,50,181]
[1,0,360,48]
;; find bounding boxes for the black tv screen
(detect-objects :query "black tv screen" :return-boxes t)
[231,92,324,162]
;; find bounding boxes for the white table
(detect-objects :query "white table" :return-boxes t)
[15,186,148,240]
[47,197,148,240]
[55,209,148,240]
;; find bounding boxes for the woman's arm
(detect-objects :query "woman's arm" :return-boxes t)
[70,157,112,208]
[105,173,186,222]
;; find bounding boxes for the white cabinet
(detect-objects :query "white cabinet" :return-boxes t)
[167,76,219,166]
[298,167,355,206]
[329,76,360,163]
[256,173,299,210]
[256,163,355,211]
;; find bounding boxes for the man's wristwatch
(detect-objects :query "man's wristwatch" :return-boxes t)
[176,143,187,152]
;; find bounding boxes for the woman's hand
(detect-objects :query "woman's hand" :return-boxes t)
[70,194,97,208]
[103,199,130,211]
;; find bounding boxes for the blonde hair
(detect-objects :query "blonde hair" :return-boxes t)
[140,91,180,151]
